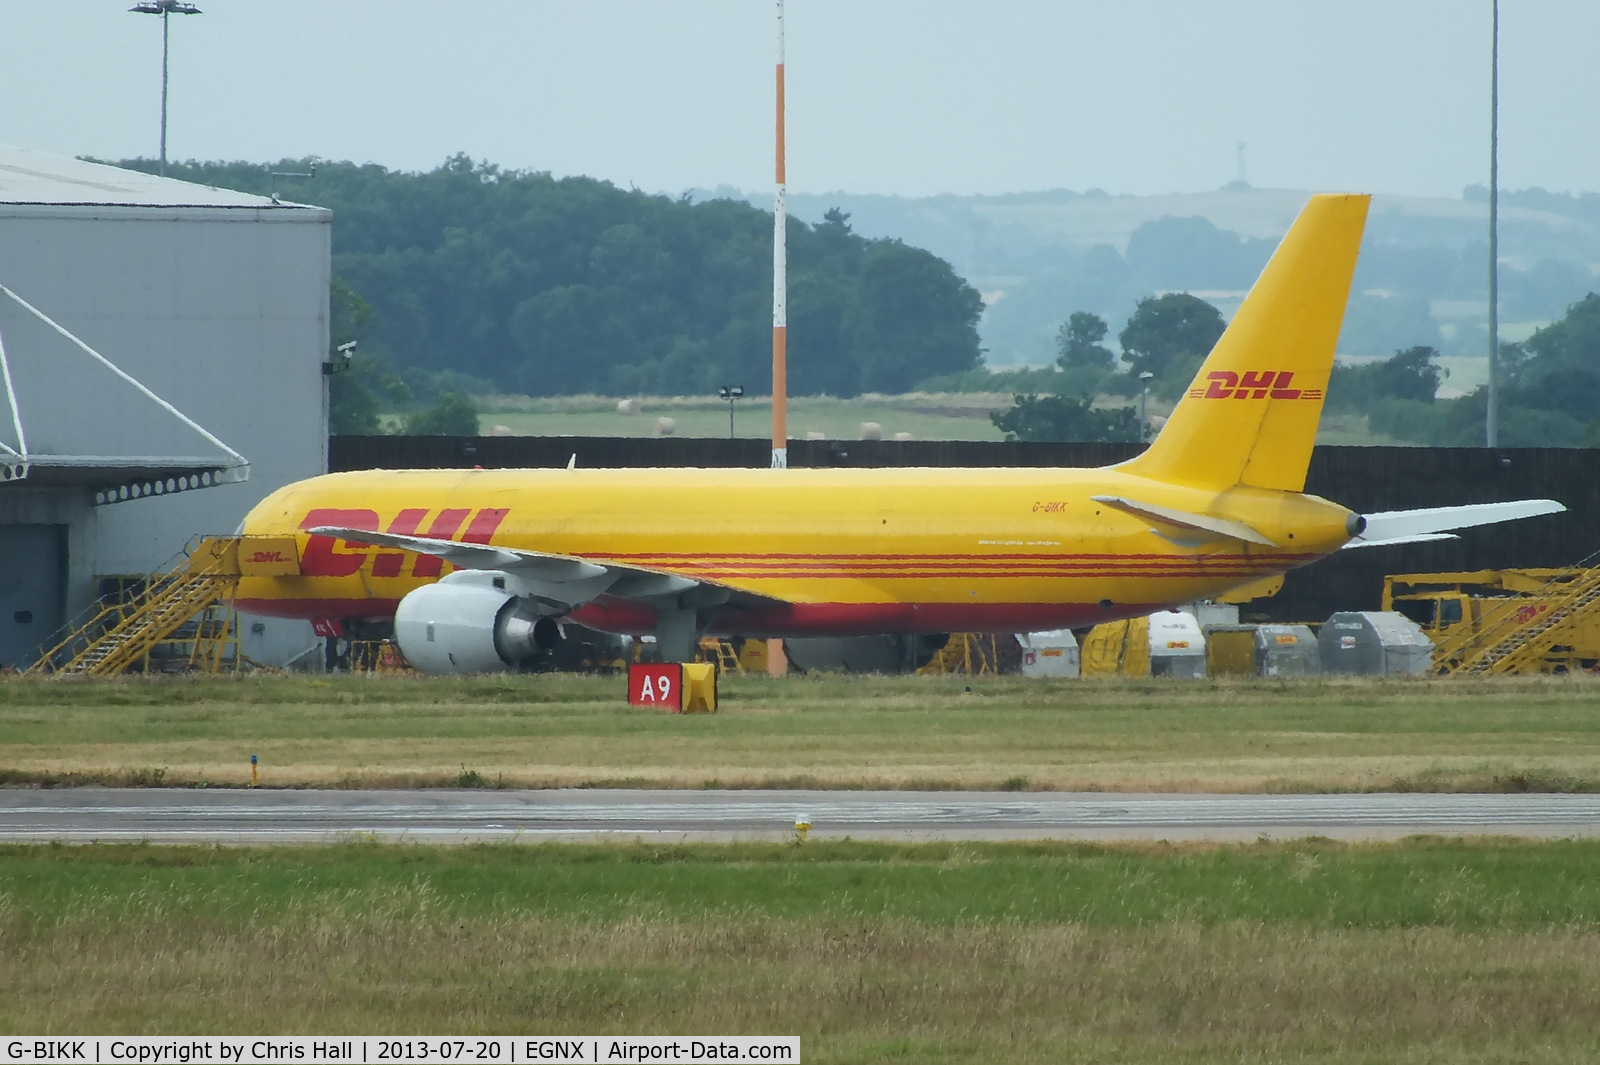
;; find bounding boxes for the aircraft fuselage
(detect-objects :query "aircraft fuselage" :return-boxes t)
[234,465,1355,636]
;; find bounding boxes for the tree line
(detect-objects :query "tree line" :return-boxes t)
[113,156,1600,446]
[123,156,983,430]
[989,292,1225,442]
[990,290,1600,446]
[1327,293,1600,447]
[967,201,1595,369]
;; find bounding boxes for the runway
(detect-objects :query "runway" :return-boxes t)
[0,788,1597,843]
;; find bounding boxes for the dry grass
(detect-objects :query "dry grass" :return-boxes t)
[3,840,1600,1061]
[3,672,1600,792]
[10,917,1600,1061]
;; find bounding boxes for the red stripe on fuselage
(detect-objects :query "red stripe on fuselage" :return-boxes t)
[571,597,1156,637]
[234,595,1166,637]
[600,552,1317,563]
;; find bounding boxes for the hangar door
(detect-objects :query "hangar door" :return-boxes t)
[0,524,65,668]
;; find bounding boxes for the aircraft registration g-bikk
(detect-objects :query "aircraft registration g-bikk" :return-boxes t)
[235,194,1563,673]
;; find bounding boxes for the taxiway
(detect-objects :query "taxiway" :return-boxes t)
[0,788,1595,843]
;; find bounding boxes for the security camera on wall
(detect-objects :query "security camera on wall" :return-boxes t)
[325,341,357,375]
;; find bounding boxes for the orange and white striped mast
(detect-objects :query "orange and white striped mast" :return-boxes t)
[770,0,788,470]
[766,0,790,675]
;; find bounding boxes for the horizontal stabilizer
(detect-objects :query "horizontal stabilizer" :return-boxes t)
[1091,495,1278,547]
[1342,499,1565,550]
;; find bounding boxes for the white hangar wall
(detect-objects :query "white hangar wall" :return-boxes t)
[0,148,331,667]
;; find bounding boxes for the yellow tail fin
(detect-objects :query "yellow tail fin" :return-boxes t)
[1121,193,1370,492]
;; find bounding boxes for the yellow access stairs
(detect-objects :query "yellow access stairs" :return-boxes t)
[917,633,1006,676]
[1432,561,1600,675]
[29,537,245,676]
[695,637,750,675]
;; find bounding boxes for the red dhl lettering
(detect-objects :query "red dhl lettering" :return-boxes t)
[371,508,427,578]
[298,507,509,578]
[1188,370,1322,401]
[1235,369,1278,398]
[299,508,376,577]
[248,551,288,564]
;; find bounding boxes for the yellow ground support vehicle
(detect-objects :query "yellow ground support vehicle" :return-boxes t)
[1383,568,1600,674]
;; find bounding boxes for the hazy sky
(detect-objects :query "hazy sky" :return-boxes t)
[2,1,1595,199]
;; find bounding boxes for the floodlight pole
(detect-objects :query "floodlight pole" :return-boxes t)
[1138,371,1154,443]
[160,9,170,173]
[771,0,788,470]
[719,385,744,438]
[1486,0,1500,447]
[131,2,202,177]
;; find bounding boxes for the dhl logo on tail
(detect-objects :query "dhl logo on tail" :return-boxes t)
[1187,370,1322,401]
[298,507,509,577]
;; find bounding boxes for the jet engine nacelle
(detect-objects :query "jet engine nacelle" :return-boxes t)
[393,570,561,673]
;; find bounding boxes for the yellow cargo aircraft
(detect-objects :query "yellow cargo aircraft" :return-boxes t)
[234,194,1562,671]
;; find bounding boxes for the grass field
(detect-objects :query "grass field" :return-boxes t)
[474,393,1015,442]
[6,676,1598,1059]
[2,839,1599,1061]
[2,672,1599,792]
[469,392,1392,445]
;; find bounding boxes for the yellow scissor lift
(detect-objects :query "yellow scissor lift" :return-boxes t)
[1419,559,1600,675]
[28,535,294,676]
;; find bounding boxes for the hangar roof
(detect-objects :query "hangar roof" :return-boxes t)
[0,144,320,210]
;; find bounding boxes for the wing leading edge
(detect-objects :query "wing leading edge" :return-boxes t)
[305,525,772,612]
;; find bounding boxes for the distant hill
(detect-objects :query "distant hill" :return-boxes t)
[698,183,1600,368]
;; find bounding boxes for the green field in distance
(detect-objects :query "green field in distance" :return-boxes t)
[464,392,1396,445]
[472,392,1015,441]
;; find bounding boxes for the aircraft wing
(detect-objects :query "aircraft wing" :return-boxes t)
[306,525,772,607]
[1342,499,1566,549]
[1090,495,1278,547]
[310,526,608,581]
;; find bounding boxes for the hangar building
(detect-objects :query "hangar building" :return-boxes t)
[0,146,330,668]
